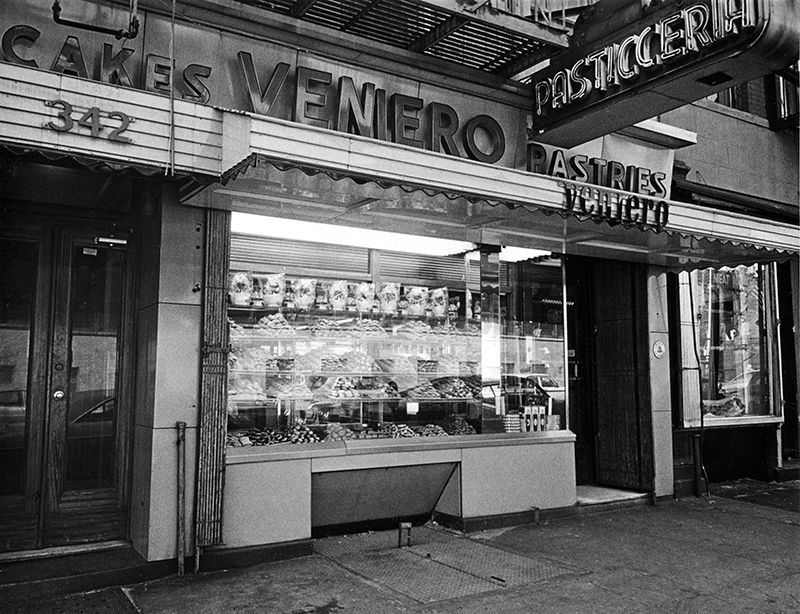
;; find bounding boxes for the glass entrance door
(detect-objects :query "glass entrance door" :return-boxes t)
[0,222,132,552]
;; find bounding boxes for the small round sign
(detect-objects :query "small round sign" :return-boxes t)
[652,341,666,359]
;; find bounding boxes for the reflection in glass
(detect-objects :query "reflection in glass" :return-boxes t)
[224,236,567,445]
[0,239,37,496]
[689,265,772,418]
[499,262,566,432]
[65,246,125,490]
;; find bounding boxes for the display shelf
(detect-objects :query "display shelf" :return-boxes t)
[229,334,479,344]
[228,305,457,318]
[229,395,479,403]
[230,369,475,377]
[229,300,490,447]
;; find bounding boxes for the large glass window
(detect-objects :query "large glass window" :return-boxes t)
[225,215,566,447]
[678,264,778,424]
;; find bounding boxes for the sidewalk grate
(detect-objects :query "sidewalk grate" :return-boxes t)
[333,548,500,603]
[408,539,578,586]
[315,525,579,603]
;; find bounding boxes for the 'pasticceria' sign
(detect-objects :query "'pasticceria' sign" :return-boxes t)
[532,0,767,142]
[0,0,513,165]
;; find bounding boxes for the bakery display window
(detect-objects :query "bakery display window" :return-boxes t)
[677,264,780,424]
[225,214,566,447]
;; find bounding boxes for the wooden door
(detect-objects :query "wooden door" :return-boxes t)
[592,261,654,491]
[566,257,597,484]
[0,220,133,551]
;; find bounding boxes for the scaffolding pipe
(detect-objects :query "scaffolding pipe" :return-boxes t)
[177,421,186,576]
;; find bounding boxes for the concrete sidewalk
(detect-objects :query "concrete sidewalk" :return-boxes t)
[9,491,800,613]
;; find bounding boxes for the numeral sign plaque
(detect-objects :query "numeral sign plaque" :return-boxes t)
[45,99,134,143]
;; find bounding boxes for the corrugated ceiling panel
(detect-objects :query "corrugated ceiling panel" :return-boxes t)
[231,234,511,286]
[380,252,509,287]
[380,251,467,285]
[231,233,370,276]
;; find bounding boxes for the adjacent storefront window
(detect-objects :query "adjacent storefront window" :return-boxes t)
[677,264,779,424]
[225,214,566,447]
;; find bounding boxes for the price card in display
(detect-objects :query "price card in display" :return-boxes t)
[495,396,505,416]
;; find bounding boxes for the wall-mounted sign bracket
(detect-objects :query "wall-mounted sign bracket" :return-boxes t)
[51,0,140,40]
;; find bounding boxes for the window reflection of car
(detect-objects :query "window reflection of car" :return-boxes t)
[66,393,116,486]
[0,389,26,448]
[502,374,565,403]
[69,395,116,440]
[526,374,565,403]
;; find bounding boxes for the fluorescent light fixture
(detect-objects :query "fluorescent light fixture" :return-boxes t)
[466,247,552,262]
[577,240,652,254]
[499,246,551,262]
[231,213,477,256]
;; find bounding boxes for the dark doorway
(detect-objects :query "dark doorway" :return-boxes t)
[567,256,654,491]
[0,214,135,552]
[777,262,798,461]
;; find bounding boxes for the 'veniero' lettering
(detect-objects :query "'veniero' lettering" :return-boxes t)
[238,51,289,117]
[295,66,332,129]
[463,115,505,164]
[336,76,376,137]
[428,102,460,156]
[558,180,669,230]
[390,93,424,149]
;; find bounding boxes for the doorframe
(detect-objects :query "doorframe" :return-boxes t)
[2,207,138,549]
[590,260,654,491]
[566,256,599,484]
[567,256,655,491]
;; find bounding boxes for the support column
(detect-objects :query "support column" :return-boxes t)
[648,267,674,498]
[479,245,502,389]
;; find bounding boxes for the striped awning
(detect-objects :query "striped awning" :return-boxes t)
[185,112,798,271]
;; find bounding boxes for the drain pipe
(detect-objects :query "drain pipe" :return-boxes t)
[176,421,186,576]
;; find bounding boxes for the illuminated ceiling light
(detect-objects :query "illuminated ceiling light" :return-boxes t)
[499,246,551,262]
[576,240,652,254]
[466,247,552,262]
[231,212,477,256]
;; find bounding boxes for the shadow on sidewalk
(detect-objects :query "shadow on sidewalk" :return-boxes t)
[709,478,800,513]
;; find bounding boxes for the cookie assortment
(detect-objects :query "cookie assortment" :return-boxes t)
[225,304,550,448]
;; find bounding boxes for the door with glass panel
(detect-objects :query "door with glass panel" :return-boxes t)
[0,222,131,551]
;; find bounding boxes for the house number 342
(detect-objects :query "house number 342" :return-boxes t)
[45,99,134,144]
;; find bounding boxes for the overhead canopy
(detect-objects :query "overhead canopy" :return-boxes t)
[186,113,799,271]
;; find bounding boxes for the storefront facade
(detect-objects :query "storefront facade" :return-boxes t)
[1,0,797,565]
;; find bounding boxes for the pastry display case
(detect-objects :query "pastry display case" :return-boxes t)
[225,254,567,447]
[226,282,484,445]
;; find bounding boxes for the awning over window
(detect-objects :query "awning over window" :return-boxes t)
[184,113,799,271]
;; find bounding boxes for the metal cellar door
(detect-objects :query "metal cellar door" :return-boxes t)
[591,261,654,492]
